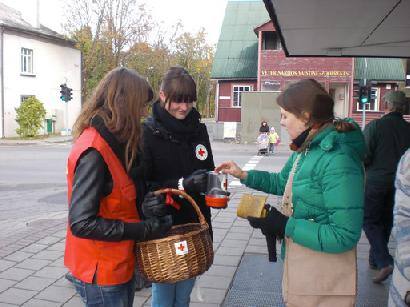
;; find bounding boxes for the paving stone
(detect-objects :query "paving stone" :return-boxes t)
[245,245,268,254]
[4,251,32,263]
[0,287,36,305]
[35,237,61,246]
[133,295,149,306]
[0,279,16,293]
[46,243,65,252]
[213,217,236,223]
[225,232,251,241]
[35,285,76,303]
[22,298,61,306]
[190,287,226,304]
[211,222,232,229]
[0,302,16,306]
[34,267,66,279]
[15,276,55,291]
[31,250,62,261]
[20,244,47,254]
[62,295,83,307]
[134,287,152,298]
[205,265,237,278]
[15,259,51,271]
[0,268,34,282]
[220,239,248,248]
[230,226,252,234]
[197,275,232,290]
[53,276,74,288]
[48,257,64,268]
[248,238,266,246]
[216,246,245,256]
[213,255,242,267]
[0,260,15,273]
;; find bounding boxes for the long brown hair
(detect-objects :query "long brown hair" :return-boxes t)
[277,79,355,132]
[72,67,153,172]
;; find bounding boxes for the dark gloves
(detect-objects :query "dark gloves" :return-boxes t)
[123,215,173,242]
[141,192,169,218]
[143,215,173,240]
[182,169,208,193]
[248,206,288,239]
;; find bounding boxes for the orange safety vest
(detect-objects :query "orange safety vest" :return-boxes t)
[64,127,140,286]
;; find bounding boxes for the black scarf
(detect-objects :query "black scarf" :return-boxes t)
[152,100,201,139]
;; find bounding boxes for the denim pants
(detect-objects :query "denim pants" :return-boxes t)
[71,275,136,307]
[151,278,195,307]
[363,182,395,269]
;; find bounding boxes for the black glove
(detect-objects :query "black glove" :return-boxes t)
[123,215,173,241]
[143,215,173,240]
[182,169,208,193]
[141,192,169,218]
[248,206,288,239]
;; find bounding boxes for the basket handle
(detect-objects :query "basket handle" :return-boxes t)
[154,188,206,225]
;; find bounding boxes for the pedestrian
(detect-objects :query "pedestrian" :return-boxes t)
[259,120,270,133]
[141,66,215,307]
[216,79,365,306]
[388,149,410,306]
[363,90,410,283]
[64,67,173,307]
[268,126,280,154]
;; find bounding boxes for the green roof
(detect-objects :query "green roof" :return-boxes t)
[354,58,405,81]
[211,1,268,79]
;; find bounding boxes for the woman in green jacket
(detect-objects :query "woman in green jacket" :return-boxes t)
[216,79,365,306]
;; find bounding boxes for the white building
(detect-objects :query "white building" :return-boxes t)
[0,2,81,138]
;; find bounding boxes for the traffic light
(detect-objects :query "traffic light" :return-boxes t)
[60,83,67,101]
[59,84,73,102]
[66,87,73,102]
[358,86,369,104]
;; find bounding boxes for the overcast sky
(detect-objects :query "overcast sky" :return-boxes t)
[0,0,228,45]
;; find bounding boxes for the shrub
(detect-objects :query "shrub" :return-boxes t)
[15,96,46,137]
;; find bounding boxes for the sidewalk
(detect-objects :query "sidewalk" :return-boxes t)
[0,135,72,146]
[0,184,393,306]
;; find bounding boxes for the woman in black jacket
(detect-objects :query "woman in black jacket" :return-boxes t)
[142,66,215,307]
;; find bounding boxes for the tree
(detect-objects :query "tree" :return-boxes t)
[15,97,46,138]
[173,28,215,117]
[64,0,153,101]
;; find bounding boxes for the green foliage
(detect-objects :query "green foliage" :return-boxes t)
[15,97,46,138]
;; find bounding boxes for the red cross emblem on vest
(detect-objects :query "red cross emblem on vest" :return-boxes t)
[175,240,188,255]
[195,144,208,161]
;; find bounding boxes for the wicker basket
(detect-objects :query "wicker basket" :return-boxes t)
[135,188,214,283]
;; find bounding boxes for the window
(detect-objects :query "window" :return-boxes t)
[232,85,252,107]
[21,48,33,74]
[356,87,379,111]
[261,81,280,91]
[262,31,281,50]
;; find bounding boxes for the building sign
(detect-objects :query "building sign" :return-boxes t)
[261,70,351,77]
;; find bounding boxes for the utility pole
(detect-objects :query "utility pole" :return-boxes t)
[362,58,368,129]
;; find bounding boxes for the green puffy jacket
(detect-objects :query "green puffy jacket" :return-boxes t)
[243,120,365,254]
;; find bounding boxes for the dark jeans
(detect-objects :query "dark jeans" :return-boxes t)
[363,181,394,269]
[71,275,136,307]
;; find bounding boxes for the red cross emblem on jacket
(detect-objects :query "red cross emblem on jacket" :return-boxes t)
[195,144,208,161]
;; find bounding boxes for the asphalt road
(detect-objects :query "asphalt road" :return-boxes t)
[0,141,290,245]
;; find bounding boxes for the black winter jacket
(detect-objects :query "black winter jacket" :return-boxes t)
[364,112,410,185]
[142,102,215,235]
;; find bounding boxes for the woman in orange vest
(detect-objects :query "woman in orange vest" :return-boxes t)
[64,67,172,307]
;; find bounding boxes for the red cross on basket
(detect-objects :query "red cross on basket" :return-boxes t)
[177,243,185,252]
[198,148,205,157]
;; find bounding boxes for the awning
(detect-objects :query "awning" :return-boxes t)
[263,0,410,58]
